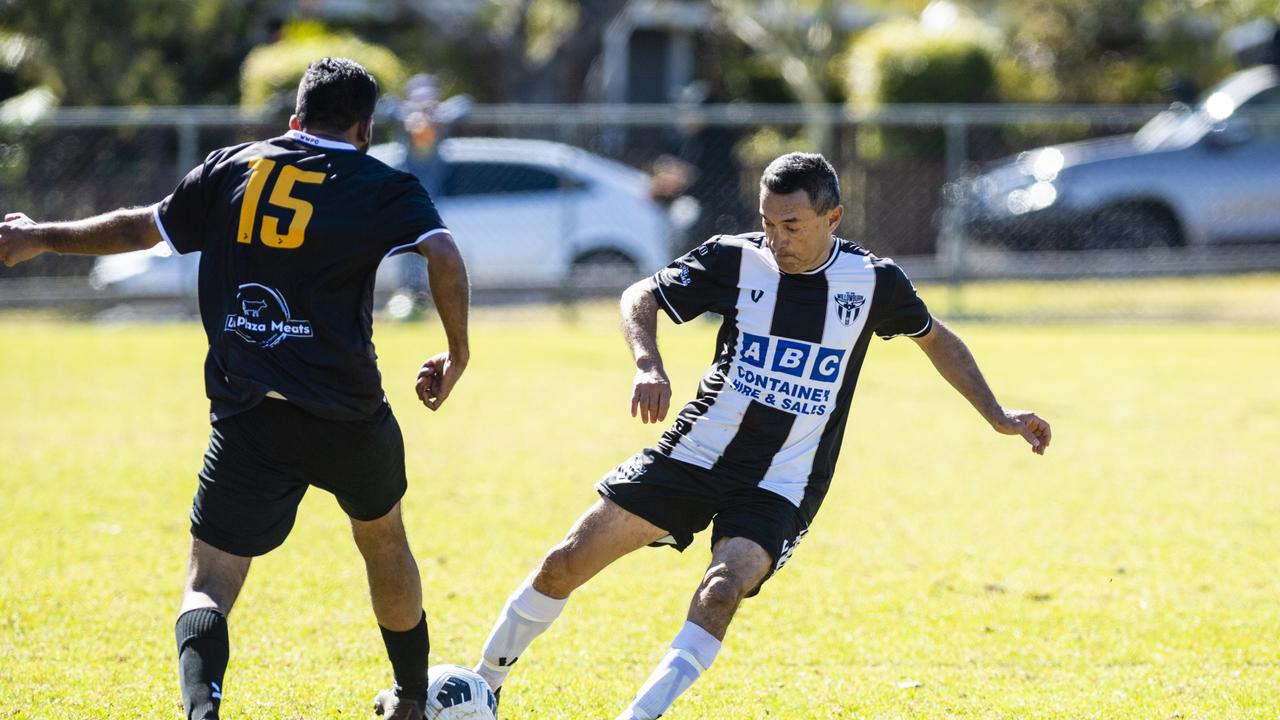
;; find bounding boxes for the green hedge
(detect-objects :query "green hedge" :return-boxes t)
[847,18,997,160]
[240,24,408,111]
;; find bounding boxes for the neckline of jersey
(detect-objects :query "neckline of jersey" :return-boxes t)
[285,129,358,151]
[773,237,840,276]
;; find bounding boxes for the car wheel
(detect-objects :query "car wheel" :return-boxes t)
[1084,204,1183,250]
[566,251,638,298]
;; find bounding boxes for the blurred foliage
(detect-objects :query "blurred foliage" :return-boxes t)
[0,0,273,105]
[847,17,998,106]
[847,16,998,160]
[240,21,408,111]
[995,0,1214,103]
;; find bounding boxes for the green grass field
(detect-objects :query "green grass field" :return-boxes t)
[2,293,1279,718]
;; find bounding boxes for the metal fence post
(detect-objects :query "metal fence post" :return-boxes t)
[176,118,198,181]
[942,113,968,316]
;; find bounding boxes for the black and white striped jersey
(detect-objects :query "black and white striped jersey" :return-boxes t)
[648,232,932,520]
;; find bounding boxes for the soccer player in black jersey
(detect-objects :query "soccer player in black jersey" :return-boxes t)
[0,59,468,720]
[472,153,1052,719]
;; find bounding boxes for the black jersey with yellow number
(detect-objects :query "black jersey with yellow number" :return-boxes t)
[156,129,448,422]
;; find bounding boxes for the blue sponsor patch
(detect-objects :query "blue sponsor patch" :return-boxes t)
[771,339,812,377]
[811,347,846,382]
[740,333,769,368]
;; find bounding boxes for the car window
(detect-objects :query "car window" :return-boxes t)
[441,162,573,197]
[1239,86,1280,140]
[1241,85,1280,108]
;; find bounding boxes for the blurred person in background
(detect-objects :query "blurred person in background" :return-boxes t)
[650,81,752,253]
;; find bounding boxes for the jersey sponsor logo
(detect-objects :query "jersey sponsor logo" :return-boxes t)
[834,291,866,326]
[733,333,847,415]
[224,283,313,348]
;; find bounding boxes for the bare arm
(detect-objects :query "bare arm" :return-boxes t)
[621,279,672,424]
[413,231,470,411]
[0,207,163,267]
[912,318,1052,455]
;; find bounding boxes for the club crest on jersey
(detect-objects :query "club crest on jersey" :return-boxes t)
[834,291,866,326]
[224,283,313,348]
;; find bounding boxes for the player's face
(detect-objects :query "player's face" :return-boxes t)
[759,189,843,273]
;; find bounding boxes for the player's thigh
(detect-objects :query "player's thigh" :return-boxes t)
[301,402,408,523]
[189,404,311,557]
[532,498,671,597]
[560,496,671,560]
[595,449,720,553]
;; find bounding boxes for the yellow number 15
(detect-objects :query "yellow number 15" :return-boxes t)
[236,158,325,250]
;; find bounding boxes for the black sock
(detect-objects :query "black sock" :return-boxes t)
[379,611,430,701]
[175,608,229,720]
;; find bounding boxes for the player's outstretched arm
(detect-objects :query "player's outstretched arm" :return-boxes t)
[912,318,1052,455]
[0,207,163,267]
[621,279,671,424]
[414,230,470,411]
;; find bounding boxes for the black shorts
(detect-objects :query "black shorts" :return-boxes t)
[596,449,811,595]
[190,398,407,557]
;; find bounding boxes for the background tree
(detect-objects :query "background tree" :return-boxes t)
[392,0,630,102]
[0,0,274,106]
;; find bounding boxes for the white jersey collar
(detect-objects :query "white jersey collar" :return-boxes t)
[773,237,840,276]
[286,129,358,151]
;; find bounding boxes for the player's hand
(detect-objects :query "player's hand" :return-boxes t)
[0,212,44,267]
[415,351,466,411]
[991,409,1051,455]
[631,365,671,424]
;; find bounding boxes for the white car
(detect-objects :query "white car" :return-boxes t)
[91,137,677,306]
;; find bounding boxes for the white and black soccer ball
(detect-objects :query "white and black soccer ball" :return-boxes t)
[424,664,497,720]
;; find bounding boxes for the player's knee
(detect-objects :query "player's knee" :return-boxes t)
[696,567,750,612]
[351,514,409,556]
[533,544,589,596]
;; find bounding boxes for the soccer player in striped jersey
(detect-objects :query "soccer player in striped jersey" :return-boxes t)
[473,152,1051,719]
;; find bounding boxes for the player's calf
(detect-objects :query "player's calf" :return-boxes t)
[617,537,772,720]
[474,499,667,694]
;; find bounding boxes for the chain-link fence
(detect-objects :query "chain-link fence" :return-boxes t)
[3,103,1280,321]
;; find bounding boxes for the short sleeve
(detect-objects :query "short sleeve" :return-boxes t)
[155,158,215,255]
[379,172,448,257]
[874,260,932,339]
[649,238,737,323]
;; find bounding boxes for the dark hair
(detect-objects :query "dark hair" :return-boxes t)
[295,57,378,133]
[760,152,841,214]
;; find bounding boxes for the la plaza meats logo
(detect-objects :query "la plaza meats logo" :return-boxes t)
[224,283,313,348]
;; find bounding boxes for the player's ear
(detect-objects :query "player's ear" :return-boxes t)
[356,118,373,146]
[826,204,844,232]
[288,115,302,131]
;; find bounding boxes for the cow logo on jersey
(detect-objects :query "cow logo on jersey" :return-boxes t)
[833,291,866,326]
[224,283,313,348]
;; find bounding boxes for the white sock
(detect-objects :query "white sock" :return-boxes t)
[475,579,568,691]
[616,621,721,720]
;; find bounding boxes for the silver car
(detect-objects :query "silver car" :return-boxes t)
[953,65,1280,250]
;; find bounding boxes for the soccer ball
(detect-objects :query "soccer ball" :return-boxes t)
[424,664,497,720]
